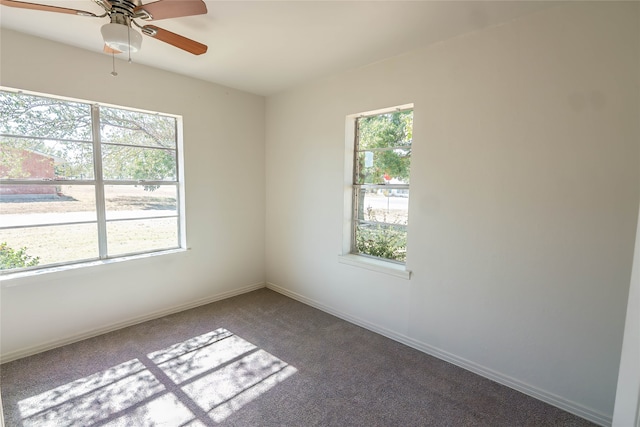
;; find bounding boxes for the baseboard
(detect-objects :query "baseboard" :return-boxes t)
[0,390,5,427]
[266,281,612,427]
[1,281,266,364]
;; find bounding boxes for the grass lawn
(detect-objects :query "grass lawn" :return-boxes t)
[1,185,179,269]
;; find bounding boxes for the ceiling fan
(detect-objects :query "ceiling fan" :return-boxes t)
[0,0,208,55]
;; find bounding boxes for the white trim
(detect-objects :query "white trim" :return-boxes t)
[1,86,182,118]
[0,391,5,427]
[266,281,611,427]
[348,103,414,119]
[0,281,266,363]
[338,253,411,279]
[342,115,357,254]
[612,204,640,427]
[0,248,189,287]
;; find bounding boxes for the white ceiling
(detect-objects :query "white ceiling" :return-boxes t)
[0,1,558,96]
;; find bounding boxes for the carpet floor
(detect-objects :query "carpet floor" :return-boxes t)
[1,288,595,426]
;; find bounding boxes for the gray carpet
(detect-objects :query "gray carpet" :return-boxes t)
[1,288,595,426]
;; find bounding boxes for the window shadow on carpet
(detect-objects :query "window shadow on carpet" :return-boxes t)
[16,328,297,426]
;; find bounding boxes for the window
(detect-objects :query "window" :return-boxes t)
[0,88,184,274]
[350,107,413,264]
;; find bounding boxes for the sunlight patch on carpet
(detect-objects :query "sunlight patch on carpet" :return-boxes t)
[154,332,258,384]
[181,349,297,422]
[101,393,207,427]
[17,328,296,426]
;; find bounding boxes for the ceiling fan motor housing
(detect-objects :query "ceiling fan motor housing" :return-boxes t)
[108,0,140,17]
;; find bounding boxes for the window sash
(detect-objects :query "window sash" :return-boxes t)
[352,186,410,223]
[354,184,409,190]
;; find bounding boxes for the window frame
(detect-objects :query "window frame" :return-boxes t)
[0,87,186,276]
[340,104,413,279]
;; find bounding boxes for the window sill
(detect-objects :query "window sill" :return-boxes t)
[0,248,189,288]
[338,254,411,279]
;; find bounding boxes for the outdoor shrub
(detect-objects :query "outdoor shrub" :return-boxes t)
[0,242,40,270]
[356,225,407,262]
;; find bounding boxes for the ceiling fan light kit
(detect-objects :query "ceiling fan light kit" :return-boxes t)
[101,22,142,53]
[1,0,208,57]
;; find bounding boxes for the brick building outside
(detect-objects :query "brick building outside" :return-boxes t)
[0,146,57,197]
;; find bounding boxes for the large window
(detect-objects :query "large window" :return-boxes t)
[351,108,412,263]
[0,88,184,273]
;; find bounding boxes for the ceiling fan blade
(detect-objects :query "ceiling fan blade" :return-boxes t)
[142,25,207,55]
[0,0,98,16]
[103,44,121,54]
[135,0,206,21]
[94,0,112,12]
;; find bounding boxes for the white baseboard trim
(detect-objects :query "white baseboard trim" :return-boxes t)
[266,281,612,427]
[0,390,5,427]
[1,281,266,364]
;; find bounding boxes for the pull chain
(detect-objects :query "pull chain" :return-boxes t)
[127,25,132,63]
[111,51,118,76]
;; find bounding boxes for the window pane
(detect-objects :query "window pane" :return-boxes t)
[0,91,92,141]
[104,185,177,220]
[0,185,96,227]
[356,187,409,226]
[102,145,176,181]
[355,223,407,263]
[356,111,413,151]
[355,148,410,184]
[107,217,178,256]
[100,107,176,149]
[1,138,94,180]
[0,223,99,270]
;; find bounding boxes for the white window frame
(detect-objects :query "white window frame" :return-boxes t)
[339,104,413,279]
[0,87,187,277]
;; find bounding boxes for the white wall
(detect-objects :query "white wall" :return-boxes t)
[0,29,266,360]
[265,2,639,425]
